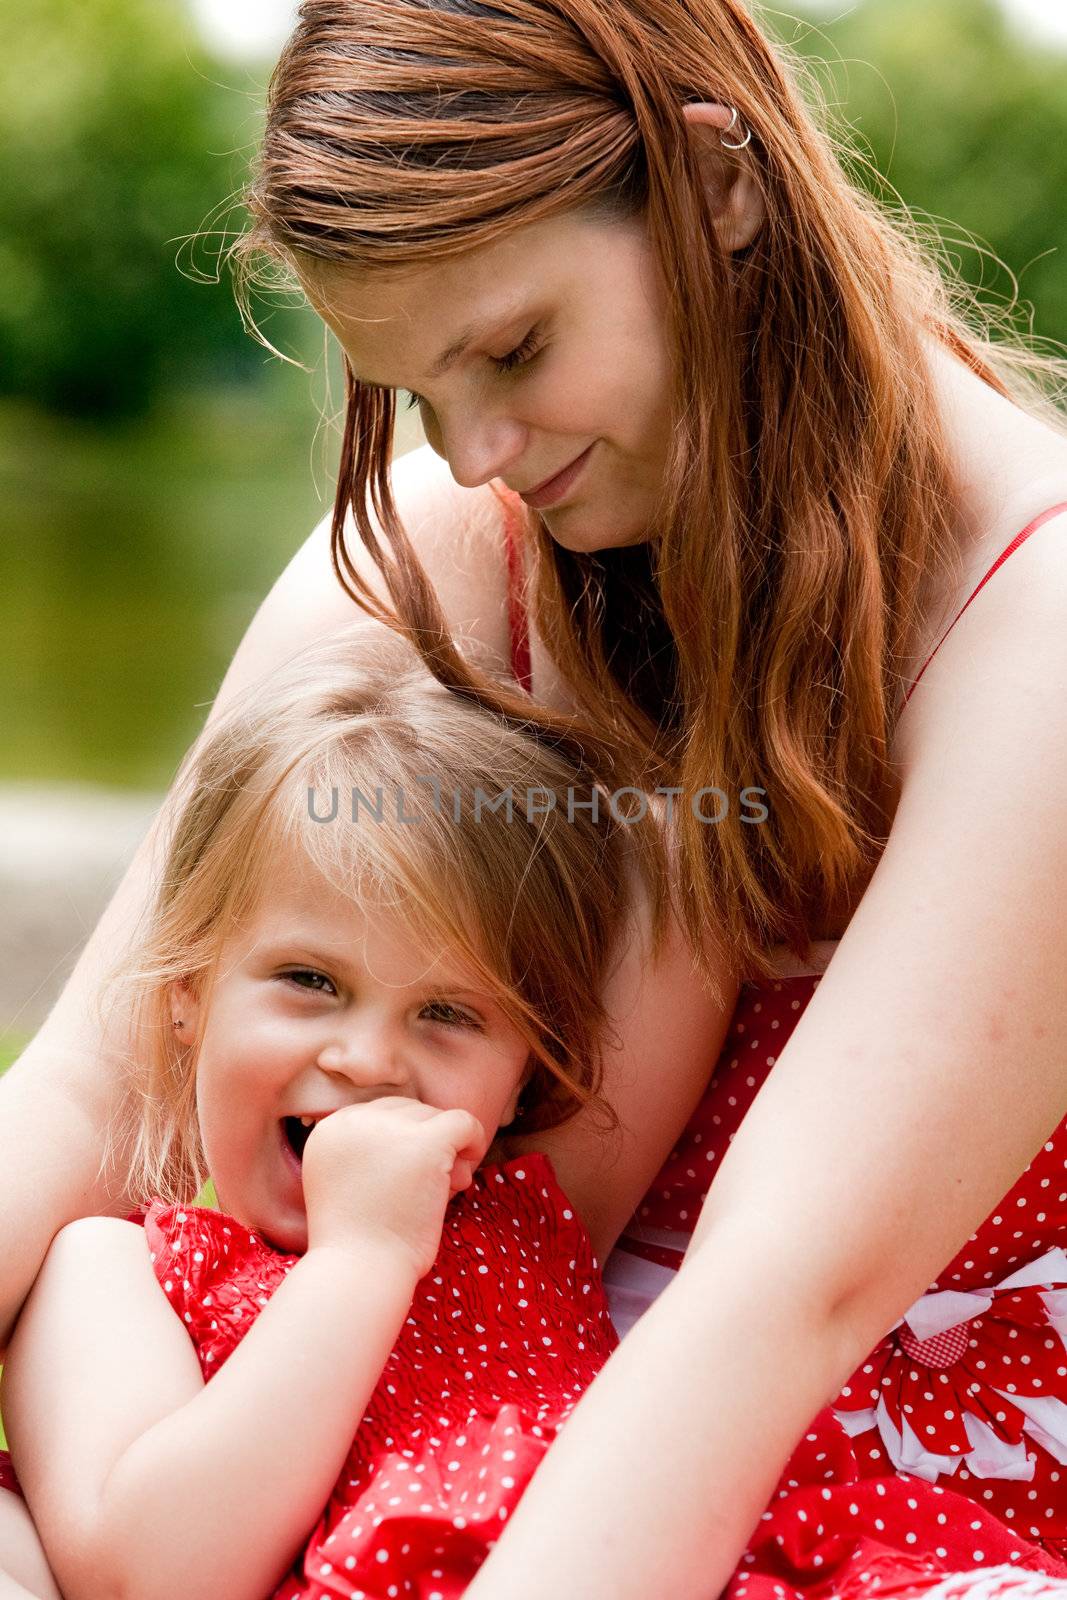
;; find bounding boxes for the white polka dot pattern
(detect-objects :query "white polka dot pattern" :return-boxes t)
[5,970,1067,1598]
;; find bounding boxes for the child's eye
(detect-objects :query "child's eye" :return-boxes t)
[280,969,336,996]
[422,1000,481,1029]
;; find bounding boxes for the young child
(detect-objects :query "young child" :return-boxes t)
[0,622,631,1600]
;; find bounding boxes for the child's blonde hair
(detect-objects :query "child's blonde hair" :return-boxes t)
[102,624,628,1205]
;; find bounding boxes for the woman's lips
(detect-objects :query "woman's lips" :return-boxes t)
[518,443,595,510]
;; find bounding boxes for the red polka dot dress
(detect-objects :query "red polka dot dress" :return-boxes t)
[0,1154,617,1599]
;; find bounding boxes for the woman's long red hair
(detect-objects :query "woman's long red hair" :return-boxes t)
[232,0,1067,982]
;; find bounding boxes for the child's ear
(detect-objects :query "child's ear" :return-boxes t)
[168,977,201,1043]
[502,1057,535,1126]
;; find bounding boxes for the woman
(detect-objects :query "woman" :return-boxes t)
[4,0,1067,1594]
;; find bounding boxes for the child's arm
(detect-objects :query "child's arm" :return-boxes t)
[2,1216,420,1600]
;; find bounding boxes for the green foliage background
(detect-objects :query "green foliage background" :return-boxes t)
[0,0,268,416]
[0,0,1065,792]
[777,0,1067,339]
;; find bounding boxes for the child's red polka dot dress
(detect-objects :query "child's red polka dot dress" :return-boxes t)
[155,1154,614,1597]
[0,1153,616,1599]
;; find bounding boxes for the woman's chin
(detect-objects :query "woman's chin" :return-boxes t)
[541,507,652,552]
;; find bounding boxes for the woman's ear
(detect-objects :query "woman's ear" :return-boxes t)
[681,101,765,253]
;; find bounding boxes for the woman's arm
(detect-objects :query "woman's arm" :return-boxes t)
[0,439,736,1348]
[0,445,510,1356]
[2,1216,419,1600]
[465,519,1067,1595]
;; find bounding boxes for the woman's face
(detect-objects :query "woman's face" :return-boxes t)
[298,209,676,552]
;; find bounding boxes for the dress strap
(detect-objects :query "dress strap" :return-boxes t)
[490,480,533,693]
[903,501,1067,705]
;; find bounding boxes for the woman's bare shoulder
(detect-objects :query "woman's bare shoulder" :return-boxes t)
[207,446,512,722]
[305,444,512,653]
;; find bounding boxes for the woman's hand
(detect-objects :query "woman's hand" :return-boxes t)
[302,1098,485,1276]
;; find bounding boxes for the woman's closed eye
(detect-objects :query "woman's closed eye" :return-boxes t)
[401,327,542,411]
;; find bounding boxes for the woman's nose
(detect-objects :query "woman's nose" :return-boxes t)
[426,407,527,490]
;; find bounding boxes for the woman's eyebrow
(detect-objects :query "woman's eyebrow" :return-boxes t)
[429,317,492,377]
[428,303,528,378]
[346,303,531,388]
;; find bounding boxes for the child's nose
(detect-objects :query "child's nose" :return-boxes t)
[315,1013,407,1090]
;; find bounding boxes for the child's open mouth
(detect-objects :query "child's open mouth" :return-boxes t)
[281,1115,314,1165]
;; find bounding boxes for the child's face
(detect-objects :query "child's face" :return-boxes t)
[171,843,530,1254]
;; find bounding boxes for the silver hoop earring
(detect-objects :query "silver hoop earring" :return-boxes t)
[721,104,752,152]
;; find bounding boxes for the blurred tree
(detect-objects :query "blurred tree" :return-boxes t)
[0,0,277,416]
[777,0,1067,342]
